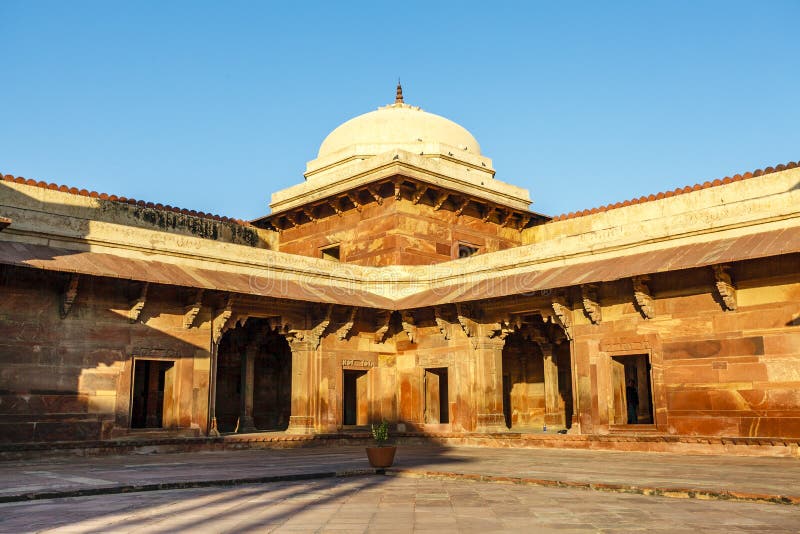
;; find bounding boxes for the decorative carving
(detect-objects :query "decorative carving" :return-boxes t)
[336,306,358,340]
[374,309,392,343]
[455,302,473,338]
[517,215,531,231]
[581,284,602,324]
[304,304,332,349]
[499,211,514,227]
[284,212,298,228]
[212,294,236,345]
[550,297,573,341]
[487,319,514,340]
[61,274,80,319]
[393,179,403,200]
[632,276,655,319]
[400,310,417,343]
[411,184,429,204]
[433,306,450,340]
[366,185,383,205]
[301,206,317,223]
[346,192,362,212]
[481,206,495,222]
[326,199,343,217]
[712,264,737,311]
[433,191,449,210]
[454,197,470,216]
[183,289,204,329]
[129,283,149,323]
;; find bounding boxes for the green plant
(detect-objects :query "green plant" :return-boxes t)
[371,420,390,446]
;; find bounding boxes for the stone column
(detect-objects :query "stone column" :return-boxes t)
[237,345,258,433]
[145,362,161,427]
[541,343,562,426]
[285,340,316,434]
[207,344,220,436]
[474,336,507,433]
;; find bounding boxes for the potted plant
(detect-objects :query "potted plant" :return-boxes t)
[365,420,396,468]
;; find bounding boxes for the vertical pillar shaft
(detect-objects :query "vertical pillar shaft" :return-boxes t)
[474,336,507,432]
[286,340,316,434]
[541,343,562,426]
[237,346,257,433]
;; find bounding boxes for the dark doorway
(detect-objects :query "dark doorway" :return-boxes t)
[610,354,654,424]
[343,369,368,426]
[214,319,292,433]
[131,359,175,429]
[424,368,449,424]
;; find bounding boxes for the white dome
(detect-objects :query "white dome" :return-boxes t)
[317,102,481,158]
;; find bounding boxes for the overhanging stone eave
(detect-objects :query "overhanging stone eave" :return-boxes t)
[254,156,537,227]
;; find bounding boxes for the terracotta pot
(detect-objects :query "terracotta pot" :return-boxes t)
[366,445,396,468]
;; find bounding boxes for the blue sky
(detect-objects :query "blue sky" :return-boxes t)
[1,1,798,220]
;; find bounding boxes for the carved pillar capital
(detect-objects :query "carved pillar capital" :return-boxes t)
[581,284,602,324]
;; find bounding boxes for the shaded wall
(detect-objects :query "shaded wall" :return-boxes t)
[0,266,212,442]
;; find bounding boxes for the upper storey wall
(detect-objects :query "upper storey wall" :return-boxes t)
[0,178,277,250]
[520,166,800,253]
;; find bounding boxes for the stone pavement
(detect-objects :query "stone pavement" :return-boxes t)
[0,445,797,505]
[1,476,799,533]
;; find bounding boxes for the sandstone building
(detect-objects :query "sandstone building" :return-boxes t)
[1,85,799,450]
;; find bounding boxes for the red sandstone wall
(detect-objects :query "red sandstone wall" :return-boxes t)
[0,266,212,442]
[572,256,800,438]
[277,193,522,266]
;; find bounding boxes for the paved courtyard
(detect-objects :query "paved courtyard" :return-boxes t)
[0,445,798,532]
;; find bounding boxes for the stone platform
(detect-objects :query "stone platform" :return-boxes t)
[1,430,798,461]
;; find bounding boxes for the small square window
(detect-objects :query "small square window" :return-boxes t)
[321,244,341,261]
[457,243,479,259]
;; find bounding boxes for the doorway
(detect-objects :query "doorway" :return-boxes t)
[130,359,175,429]
[343,369,368,426]
[610,354,654,425]
[424,368,449,424]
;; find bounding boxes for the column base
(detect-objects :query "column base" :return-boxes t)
[476,413,507,433]
[208,417,220,437]
[286,415,315,435]
[236,415,258,434]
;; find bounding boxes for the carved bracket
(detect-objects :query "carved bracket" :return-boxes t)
[374,309,392,343]
[299,304,332,349]
[61,274,80,319]
[212,294,236,345]
[581,284,602,324]
[336,306,358,340]
[346,192,362,212]
[411,184,428,205]
[183,289,204,329]
[367,185,383,205]
[632,275,655,319]
[454,197,470,216]
[712,264,737,311]
[400,310,417,343]
[549,297,573,341]
[433,191,449,210]
[433,306,450,340]
[455,302,481,348]
[129,283,149,323]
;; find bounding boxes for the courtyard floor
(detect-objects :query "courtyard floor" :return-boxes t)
[0,444,798,532]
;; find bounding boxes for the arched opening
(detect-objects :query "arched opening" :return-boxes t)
[214,318,291,433]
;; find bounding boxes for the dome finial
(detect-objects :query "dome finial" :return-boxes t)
[395,79,404,104]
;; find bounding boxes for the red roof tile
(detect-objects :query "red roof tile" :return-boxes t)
[1,172,250,226]
[550,160,798,222]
